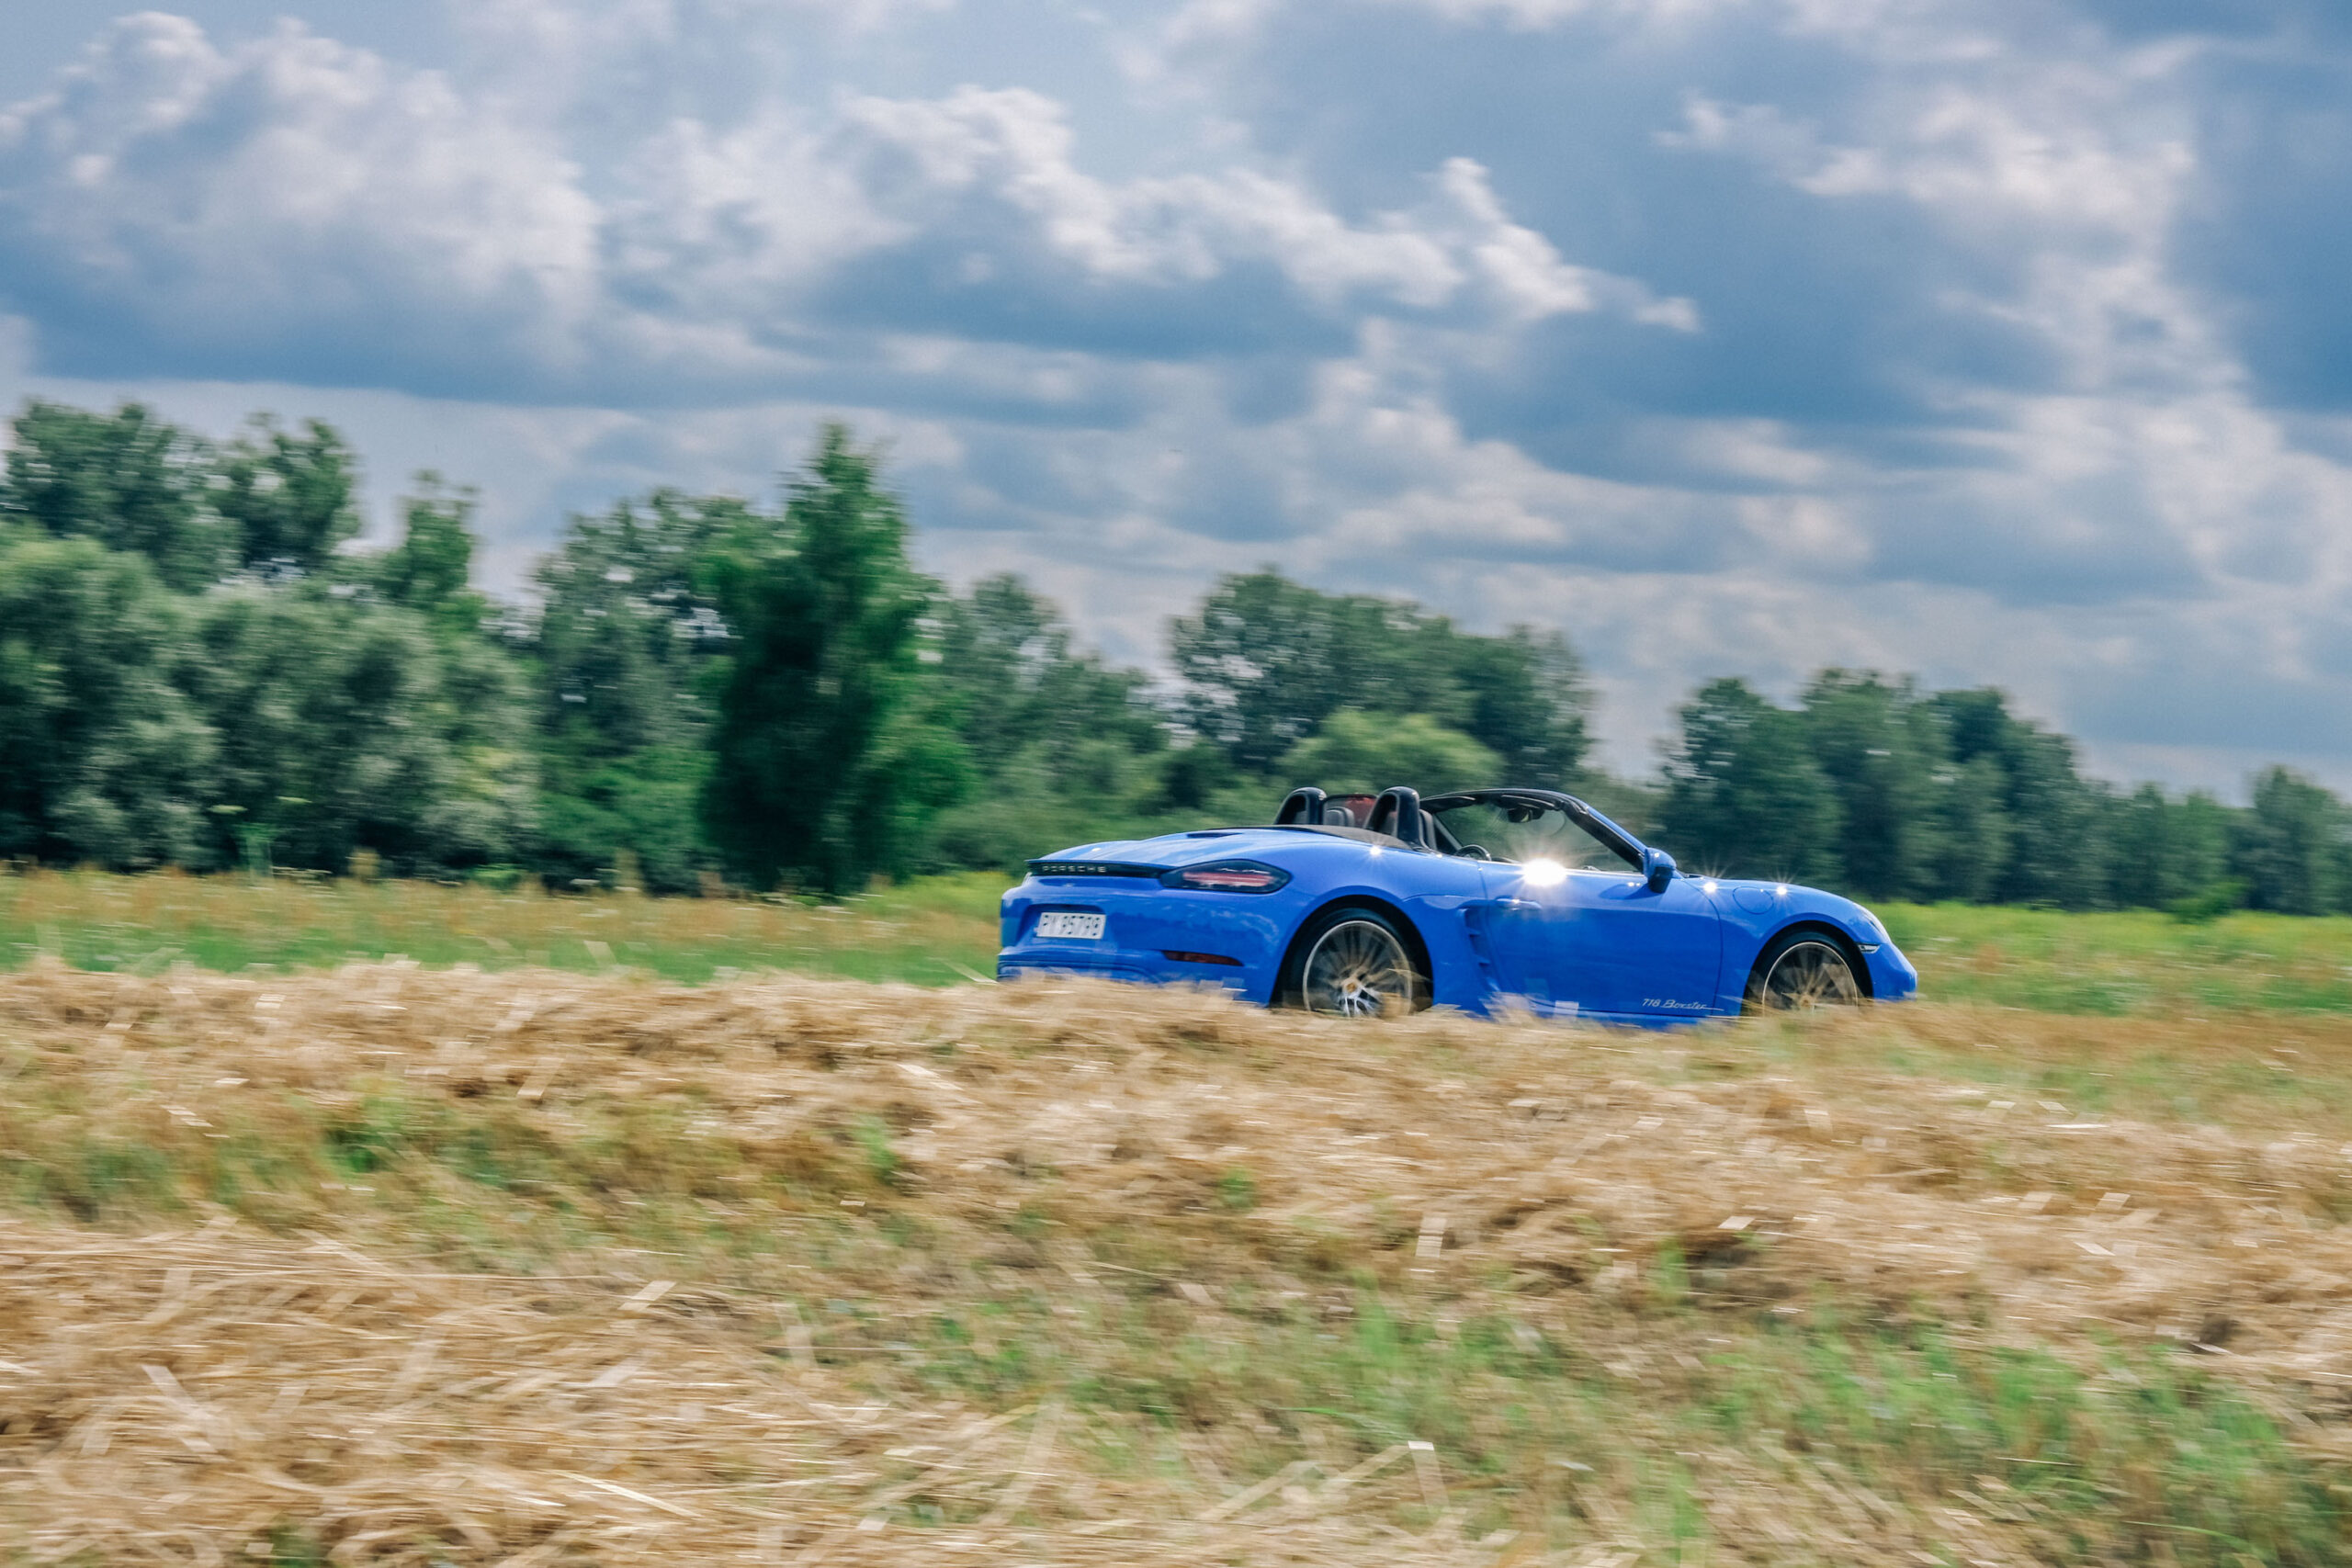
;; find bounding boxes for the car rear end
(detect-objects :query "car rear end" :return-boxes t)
[997,834,1313,1002]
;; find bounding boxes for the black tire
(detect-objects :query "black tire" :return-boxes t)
[1743,929,1865,1015]
[1280,906,1428,1019]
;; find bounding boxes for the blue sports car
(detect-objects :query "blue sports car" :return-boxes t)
[998,785,1917,1024]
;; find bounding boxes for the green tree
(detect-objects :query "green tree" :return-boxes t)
[1928,755,2012,904]
[2237,766,2347,916]
[1448,626,1589,784]
[374,474,486,632]
[526,491,746,891]
[1170,571,1462,772]
[0,533,216,867]
[1934,689,2106,907]
[181,588,534,874]
[214,415,362,573]
[936,573,1163,771]
[1276,709,1501,795]
[702,425,969,893]
[1800,671,1947,902]
[1657,678,1840,884]
[1170,569,1589,780]
[2106,783,2234,910]
[0,400,233,592]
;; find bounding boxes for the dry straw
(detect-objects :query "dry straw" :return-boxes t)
[5,960,2352,1562]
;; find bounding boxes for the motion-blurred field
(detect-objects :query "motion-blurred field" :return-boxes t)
[8,867,2352,1017]
[0,869,1008,988]
[7,957,2352,1565]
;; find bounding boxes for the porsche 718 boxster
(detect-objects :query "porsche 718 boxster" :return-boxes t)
[997,784,1917,1024]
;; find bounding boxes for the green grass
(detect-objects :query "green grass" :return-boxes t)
[0,866,1008,986]
[1881,901,2352,1015]
[6,870,2352,1020]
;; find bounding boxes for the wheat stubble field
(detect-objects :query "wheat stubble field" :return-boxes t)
[6,954,2352,1565]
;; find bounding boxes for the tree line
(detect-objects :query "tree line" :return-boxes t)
[3,399,2347,913]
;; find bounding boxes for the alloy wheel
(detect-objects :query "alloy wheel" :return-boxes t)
[1301,919,1419,1018]
[1760,940,1861,1010]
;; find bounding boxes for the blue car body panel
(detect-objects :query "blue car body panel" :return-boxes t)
[998,819,1918,1025]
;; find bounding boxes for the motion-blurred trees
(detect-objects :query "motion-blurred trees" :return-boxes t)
[524,491,743,893]
[2238,767,2351,916]
[701,425,969,893]
[1658,678,1841,885]
[1277,711,1500,795]
[1171,569,1590,784]
[1,401,234,592]
[921,573,1170,873]
[8,392,2352,913]
[0,535,215,867]
[214,415,362,574]
[185,587,534,875]
[0,527,530,875]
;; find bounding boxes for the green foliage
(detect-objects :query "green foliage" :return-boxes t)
[703,425,970,892]
[1170,569,1589,783]
[1801,670,1947,901]
[2238,766,2350,916]
[0,404,529,876]
[11,393,2352,921]
[935,573,1163,771]
[1,400,233,591]
[0,535,215,867]
[1659,677,1840,883]
[526,491,743,891]
[373,474,487,632]
[182,585,535,874]
[213,414,361,573]
[1275,709,1500,795]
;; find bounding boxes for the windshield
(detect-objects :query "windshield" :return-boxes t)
[1426,795,1641,871]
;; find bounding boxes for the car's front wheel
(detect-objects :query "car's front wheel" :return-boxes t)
[1744,929,1864,1014]
[1283,908,1426,1019]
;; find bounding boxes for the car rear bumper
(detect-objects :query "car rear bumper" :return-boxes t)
[998,877,1292,1001]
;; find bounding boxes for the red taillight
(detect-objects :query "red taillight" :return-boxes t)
[1159,861,1290,893]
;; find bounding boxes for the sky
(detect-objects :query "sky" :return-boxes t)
[3,0,2349,795]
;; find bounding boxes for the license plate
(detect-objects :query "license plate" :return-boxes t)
[1036,911,1105,941]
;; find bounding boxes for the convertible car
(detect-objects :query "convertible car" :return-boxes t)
[997,785,1917,1024]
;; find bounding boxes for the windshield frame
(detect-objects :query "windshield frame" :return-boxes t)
[1420,788,1646,872]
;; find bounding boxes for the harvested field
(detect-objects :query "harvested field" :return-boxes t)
[6,963,2352,1564]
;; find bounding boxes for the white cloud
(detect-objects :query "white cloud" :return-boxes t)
[0,19,1685,398]
[0,15,600,380]
[4,1,2351,794]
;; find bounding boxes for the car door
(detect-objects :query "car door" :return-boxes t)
[1477,864,1723,1019]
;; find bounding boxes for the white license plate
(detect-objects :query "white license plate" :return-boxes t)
[1036,911,1106,941]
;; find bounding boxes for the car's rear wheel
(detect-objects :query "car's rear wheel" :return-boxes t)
[1285,908,1425,1019]
[1745,930,1863,1014]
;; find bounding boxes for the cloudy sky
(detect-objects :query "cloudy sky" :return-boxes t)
[4,1,2349,792]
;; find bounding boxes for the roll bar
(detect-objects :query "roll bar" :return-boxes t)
[1363,786,1430,851]
[1273,786,1329,827]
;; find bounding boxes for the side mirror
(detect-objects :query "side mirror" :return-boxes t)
[1640,846,1677,892]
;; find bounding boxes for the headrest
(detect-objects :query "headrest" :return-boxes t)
[1274,786,1329,827]
[1364,786,1428,850]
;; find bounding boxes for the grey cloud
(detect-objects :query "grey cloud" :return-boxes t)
[3,0,2352,793]
[0,27,1692,408]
